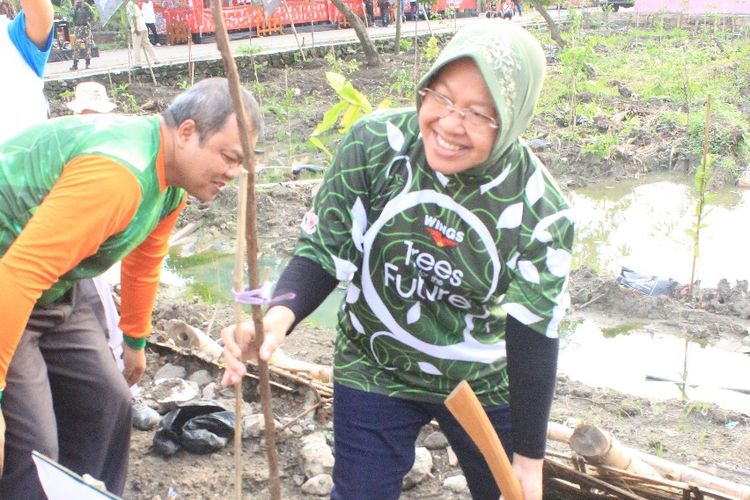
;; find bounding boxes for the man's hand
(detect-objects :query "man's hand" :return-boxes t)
[122,344,146,387]
[0,409,5,478]
[221,306,294,387]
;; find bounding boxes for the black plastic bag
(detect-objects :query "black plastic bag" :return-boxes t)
[181,411,235,454]
[616,266,680,296]
[153,401,233,457]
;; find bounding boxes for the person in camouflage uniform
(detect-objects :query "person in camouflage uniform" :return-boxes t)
[69,0,93,70]
[223,21,575,500]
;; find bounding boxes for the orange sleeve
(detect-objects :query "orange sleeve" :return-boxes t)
[0,156,141,389]
[119,194,186,342]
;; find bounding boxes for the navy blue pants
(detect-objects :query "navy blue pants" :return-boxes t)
[331,383,513,500]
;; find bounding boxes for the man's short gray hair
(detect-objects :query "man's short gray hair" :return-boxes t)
[162,77,263,143]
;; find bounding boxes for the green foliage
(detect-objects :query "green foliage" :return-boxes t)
[54,0,73,24]
[683,101,750,183]
[324,50,360,75]
[422,36,440,63]
[530,22,750,187]
[581,132,621,160]
[310,72,386,158]
[649,439,666,457]
[389,68,415,98]
[110,83,138,113]
[248,81,266,103]
[684,400,710,417]
[399,38,413,52]
[685,107,716,293]
[560,43,593,81]
[237,44,262,56]
[187,282,216,304]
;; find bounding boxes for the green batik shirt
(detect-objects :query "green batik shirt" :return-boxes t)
[296,109,574,406]
[0,114,185,304]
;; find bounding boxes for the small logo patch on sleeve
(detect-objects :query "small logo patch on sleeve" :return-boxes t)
[301,210,319,234]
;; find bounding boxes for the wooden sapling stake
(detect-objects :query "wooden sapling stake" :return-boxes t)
[141,45,157,86]
[188,35,194,85]
[445,381,524,500]
[232,171,249,500]
[281,0,306,61]
[209,2,281,499]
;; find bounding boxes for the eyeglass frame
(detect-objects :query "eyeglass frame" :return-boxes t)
[418,87,500,132]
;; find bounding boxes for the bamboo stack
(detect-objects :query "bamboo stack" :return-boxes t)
[546,422,750,500]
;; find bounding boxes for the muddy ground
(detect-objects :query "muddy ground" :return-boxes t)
[46,18,750,499]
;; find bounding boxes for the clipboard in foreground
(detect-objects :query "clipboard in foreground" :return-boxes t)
[32,450,123,500]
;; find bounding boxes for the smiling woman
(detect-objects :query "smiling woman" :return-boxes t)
[417,59,500,175]
[221,20,574,500]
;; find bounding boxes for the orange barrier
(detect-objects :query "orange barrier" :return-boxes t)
[257,13,283,36]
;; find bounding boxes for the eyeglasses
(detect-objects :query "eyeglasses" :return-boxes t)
[418,88,499,134]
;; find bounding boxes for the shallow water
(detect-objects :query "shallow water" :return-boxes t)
[572,173,750,287]
[559,318,750,415]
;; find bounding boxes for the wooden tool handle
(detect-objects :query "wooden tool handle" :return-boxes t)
[445,380,524,500]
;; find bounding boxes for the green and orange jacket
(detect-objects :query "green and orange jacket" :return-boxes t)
[0,114,186,392]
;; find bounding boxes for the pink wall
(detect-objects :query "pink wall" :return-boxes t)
[634,0,750,14]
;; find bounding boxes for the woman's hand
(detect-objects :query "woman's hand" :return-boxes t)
[220,306,295,386]
[500,453,544,500]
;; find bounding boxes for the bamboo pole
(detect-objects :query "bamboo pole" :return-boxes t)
[188,35,194,85]
[209,2,282,499]
[141,42,158,86]
[547,422,750,500]
[126,31,133,84]
[232,171,248,500]
[568,423,661,479]
[281,0,306,61]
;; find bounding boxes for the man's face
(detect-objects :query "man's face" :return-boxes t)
[418,58,499,176]
[174,114,257,203]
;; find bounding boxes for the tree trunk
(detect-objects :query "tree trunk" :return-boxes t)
[530,0,567,48]
[329,0,381,66]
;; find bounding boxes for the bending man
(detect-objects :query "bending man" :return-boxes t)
[0,77,262,498]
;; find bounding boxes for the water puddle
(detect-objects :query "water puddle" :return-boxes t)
[164,251,345,328]
[559,319,750,415]
[572,173,750,287]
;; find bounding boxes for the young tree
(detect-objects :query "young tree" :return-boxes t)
[529,0,567,48]
[329,0,381,66]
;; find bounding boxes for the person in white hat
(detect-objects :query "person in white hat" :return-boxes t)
[67,81,123,378]
[66,81,117,114]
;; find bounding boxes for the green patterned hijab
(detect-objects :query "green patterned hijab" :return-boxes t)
[417,21,546,175]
